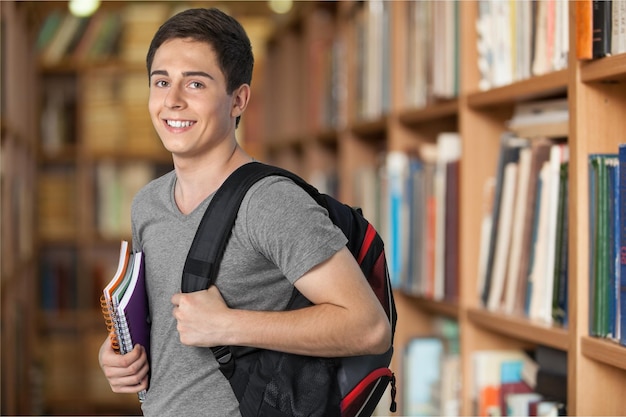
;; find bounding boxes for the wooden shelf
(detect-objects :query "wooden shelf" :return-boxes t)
[467,70,568,109]
[467,307,569,351]
[398,100,459,126]
[581,53,626,83]
[406,296,459,320]
[581,336,626,371]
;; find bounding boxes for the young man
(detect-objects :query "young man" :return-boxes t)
[98,7,391,416]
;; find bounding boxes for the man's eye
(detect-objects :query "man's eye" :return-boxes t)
[155,80,169,88]
[189,81,204,89]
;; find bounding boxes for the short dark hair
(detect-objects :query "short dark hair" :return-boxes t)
[146,8,254,126]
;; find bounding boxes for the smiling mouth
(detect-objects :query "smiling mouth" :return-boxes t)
[166,120,195,128]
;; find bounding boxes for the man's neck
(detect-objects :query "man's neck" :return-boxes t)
[173,144,252,214]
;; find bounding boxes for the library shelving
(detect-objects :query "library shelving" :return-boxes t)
[1,3,39,415]
[261,1,626,416]
[5,0,626,415]
[31,2,175,414]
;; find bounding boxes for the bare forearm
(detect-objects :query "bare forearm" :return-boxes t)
[217,303,390,357]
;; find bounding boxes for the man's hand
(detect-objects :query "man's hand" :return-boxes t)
[171,286,231,347]
[99,336,150,394]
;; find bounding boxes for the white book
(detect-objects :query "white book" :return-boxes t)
[503,147,532,314]
[528,162,551,321]
[487,162,518,311]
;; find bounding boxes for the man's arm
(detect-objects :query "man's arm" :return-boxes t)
[171,246,391,357]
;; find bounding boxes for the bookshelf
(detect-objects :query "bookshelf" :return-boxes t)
[261,1,626,416]
[0,2,39,415]
[30,1,174,414]
[6,0,625,414]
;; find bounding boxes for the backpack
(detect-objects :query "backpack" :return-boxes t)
[181,162,397,417]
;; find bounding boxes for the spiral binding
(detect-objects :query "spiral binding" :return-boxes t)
[100,294,121,353]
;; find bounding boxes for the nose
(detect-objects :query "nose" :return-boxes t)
[164,86,185,109]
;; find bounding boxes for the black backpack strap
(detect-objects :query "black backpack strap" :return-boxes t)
[181,161,318,373]
[181,161,308,292]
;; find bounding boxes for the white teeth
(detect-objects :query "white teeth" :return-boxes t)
[167,120,193,128]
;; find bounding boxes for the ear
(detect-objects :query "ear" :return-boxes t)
[231,84,251,120]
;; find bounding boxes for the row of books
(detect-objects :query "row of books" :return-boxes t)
[476,0,569,90]
[39,247,78,311]
[353,132,461,302]
[36,3,174,66]
[472,345,567,417]
[38,165,78,241]
[404,0,460,107]
[40,75,77,157]
[576,0,626,60]
[478,98,570,326]
[479,135,569,326]
[38,161,167,245]
[353,0,392,121]
[37,10,122,65]
[588,146,626,345]
[401,318,460,416]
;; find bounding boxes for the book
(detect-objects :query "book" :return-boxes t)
[403,336,444,416]
[35,10,64,52]
[506,98,569,139]
[535,368,567,404]
[384,151,411,288]
[482,133,529,307]
[611,0,626,55]
[535,345,567,376]
[527,144,569,324]
[618,143,626,345]
[100,240,150,402]
[506,392,543,416]
[576,0,594,60]
[472,349,529,416]
[607,158,620,340]
[503,147,532,314]
[433,132,461,301]
[552,161,569,326]
[589,154,616,337]
[444,158,460,302]
[513,139,554,316]
[499,359,534,416]
[527,161,551,319]
[592,0,613,58]
[487,161,519,312]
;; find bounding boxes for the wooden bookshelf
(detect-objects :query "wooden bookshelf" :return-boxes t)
[25,1,175,414]
[7,0,626,414]
[0,2,40,415]
[261,1,626,416]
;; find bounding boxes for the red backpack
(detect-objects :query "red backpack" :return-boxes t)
[182,162,397,417]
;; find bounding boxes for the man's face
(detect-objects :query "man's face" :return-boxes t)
[148,37,237,159]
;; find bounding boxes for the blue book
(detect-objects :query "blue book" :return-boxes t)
[403,337,444,416]
[618,143,626,345]
[607,160,617,339]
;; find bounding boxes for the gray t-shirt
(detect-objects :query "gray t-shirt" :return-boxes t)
[131,168,347,417]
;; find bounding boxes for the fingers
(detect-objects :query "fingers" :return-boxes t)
[101,344,150,394]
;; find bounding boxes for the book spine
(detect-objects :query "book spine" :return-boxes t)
[618,144,626,345]
[592,0,612,58]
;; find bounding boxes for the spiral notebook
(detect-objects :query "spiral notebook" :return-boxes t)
[100,240,150,402]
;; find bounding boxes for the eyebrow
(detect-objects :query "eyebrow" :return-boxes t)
[149,70,214,80]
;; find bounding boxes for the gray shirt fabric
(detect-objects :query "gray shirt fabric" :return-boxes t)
[131,167,347,417]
